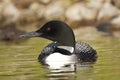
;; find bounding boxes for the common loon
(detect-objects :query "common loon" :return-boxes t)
[21,21,97,68]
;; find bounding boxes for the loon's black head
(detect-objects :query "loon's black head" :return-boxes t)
[21,21,75,47]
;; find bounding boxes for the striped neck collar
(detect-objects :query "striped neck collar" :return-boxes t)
[57,46,74,53]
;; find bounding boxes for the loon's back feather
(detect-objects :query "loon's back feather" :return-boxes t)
[38,42,97,64]
[75,42,97,62]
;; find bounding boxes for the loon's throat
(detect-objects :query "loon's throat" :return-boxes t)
[57,46,74,53]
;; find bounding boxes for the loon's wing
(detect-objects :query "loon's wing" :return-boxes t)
[38,42,56,64]
[75,42,97,63]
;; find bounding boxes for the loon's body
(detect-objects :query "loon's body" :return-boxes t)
[21,21,97,67]
[39,42,97,65]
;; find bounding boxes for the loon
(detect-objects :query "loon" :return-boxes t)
[20,21,97,68]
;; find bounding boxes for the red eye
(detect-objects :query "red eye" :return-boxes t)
[46,27,51,32]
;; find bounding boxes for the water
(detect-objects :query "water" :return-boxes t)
[0,37,120,80]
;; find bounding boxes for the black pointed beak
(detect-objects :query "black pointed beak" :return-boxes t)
[20,31,42,38]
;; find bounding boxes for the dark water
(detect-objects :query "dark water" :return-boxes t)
[0,37,120,80]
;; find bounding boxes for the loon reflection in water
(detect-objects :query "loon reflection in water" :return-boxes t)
[20,20,97,69]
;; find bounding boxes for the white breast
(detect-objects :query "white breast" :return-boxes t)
[45,52,76,69]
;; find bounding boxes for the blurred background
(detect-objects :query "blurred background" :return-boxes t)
[0,0,120,42]
[0,0,120,80]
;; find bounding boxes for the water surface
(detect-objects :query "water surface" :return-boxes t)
[0,37,120,80]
